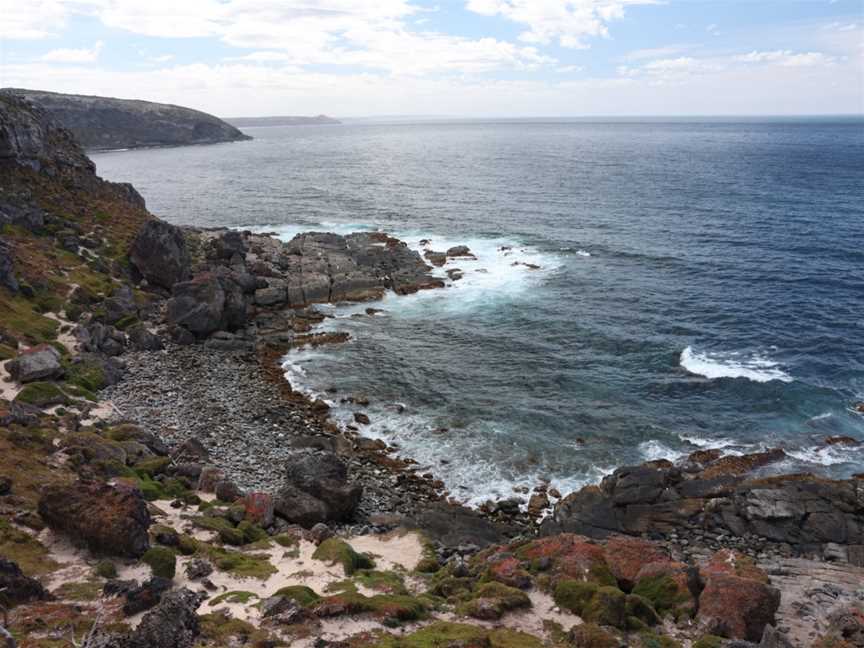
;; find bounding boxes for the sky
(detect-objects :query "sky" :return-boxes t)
[1,0,862,117]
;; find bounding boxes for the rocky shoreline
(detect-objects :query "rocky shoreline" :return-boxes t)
[1,89,863,648]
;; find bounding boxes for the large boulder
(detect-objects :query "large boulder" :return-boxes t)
[273,450,361,527]
[38,481,151,557]
[98,587,202,648]
[697,572,780,641]
[5,345,63,383]
[0,558,50,607]
[167,270,250,338]
[129,220,190,290]
[167,273,225,337]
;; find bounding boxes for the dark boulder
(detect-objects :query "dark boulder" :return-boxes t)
[122,576,173,615]
[129,220,190,290]
[408,502,513,549]
[126,322,164,351]
[0,558,50,607]
[207,230,246,260]
[38,481,151,558]
[273,450,361,527]
[102,284,138,326]
[167,273,225,337]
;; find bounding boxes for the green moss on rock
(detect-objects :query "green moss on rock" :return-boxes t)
[632,573,690,618]
[553,579,598,615]
[692,637,725,648]
[94,560,117,579]
[15,382,68,407]
[142,546,176,579]
[272,585,321,606]
[313,537,375,575]
[568,623,618,648]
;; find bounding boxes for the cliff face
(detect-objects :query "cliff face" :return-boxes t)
[3,88,252,150]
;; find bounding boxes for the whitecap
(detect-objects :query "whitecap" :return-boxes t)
[678,434,739,449]
[576,249,591,257]
[785,444,862,467]
[638,439,686,462]
[680,346,793,383]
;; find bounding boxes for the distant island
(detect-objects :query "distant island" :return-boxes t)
[2,88,252,150]
[226,115,340,127]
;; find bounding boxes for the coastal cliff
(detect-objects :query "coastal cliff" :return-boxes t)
[0,92,862,648]
[2,88,251,150]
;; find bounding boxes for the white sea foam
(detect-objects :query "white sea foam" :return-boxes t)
[576,249,591,257]
[680,346,793,383]
[638,440,687,462]
[785,444,863,467]
[678,434,740,450]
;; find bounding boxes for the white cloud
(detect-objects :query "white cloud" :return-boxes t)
[0,0,71,39]
[41,41,105,63]
[622,45,689,61]
[735,50,835,67]
[465,0,660,49]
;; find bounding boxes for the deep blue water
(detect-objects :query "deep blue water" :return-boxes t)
[92,119,864,503]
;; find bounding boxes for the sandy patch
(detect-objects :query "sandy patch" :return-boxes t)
[43,312,79,354]
[0,359,21,401]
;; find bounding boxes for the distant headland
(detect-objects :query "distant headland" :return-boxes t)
[1,88,253,150]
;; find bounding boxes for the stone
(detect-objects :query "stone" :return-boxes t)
[527,492,550,516]
[5,345,63,383]
[309,522,334,544]
[208,230,246,260]
[698,573,781,641]
[124,588,202,648]
[103,284,138,325]
[0,558,50,606]
[446,245,472,257]
[185,558,213,580]
[0,475,11,496]
[197,466,225,492]
[409,502,512,549]
[126,323,163,351]
[214,479,243,503]
[172,438,210,462]
[167,273,226,337]
[0,239,19,292]
[38,481,151,558]
[602,535,669,590]
[122,576,173,615]
[353,412,370,425]
[129,219,191,290]
[274,450,362,526]
[243,492,275,527]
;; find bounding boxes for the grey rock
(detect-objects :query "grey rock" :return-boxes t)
[0,238,18,292]
[5,345,63,382]
[127,323,164,351]
[0,558,50,606]
[130,219,191,290]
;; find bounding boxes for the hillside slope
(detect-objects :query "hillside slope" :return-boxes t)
[2,88,251,150]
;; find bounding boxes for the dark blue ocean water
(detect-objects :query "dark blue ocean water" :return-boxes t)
[92,119,864,503]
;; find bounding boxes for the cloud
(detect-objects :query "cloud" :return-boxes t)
[622,45,689,61]
[0,0,71,39]
[41,41,105,64]
[735,50,835,67]
[465,0,661,49]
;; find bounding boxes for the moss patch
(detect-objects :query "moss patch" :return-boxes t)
[53,579,102,601]
[15,382,68,407]
[209,590,259,606]
[142,546,176,579]
[313,537,376,575]
[553,579,598,615]
[195,542,277,580]
[0,517,59,576]
[272,585,321,607]
[632,573,691,617]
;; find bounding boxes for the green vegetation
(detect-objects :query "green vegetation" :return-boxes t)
[0,517,59,576]
[142,546,176,579]
[64,357,107,392]
[94,560,117,579]
[54,579,103,601]
[638,632,683,648]
[312,537,375,575]
[568,623,619,648]
[553,579,599,615]
[195,542,277,579]
[272,585,321,606]
[457,581,531,620]
[632,573,691,618]
[15,382,68,407]
[208,590,258,606]
[0,293,59,344]
[692,637,724,648]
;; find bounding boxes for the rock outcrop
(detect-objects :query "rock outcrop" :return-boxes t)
[129,219,191,290]
[274,450,362,527]
[6,88,251,150]
[4,345,63,383]
[38,481,151,558]
[0,558,50,607]
[540,451,864,562]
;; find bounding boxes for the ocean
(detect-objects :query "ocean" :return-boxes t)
[92,118,864,505]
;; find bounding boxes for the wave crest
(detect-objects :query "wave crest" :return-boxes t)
[680,346,793,383]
